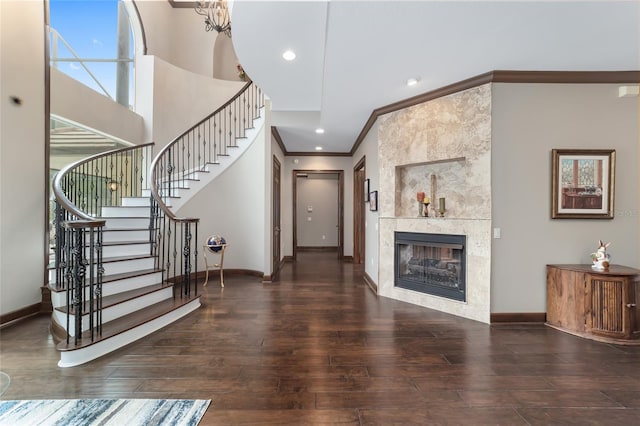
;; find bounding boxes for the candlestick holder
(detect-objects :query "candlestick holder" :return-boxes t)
[418,201,424,217]
[424,202,430,217]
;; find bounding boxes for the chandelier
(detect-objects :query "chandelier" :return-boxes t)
[195,1,231,37]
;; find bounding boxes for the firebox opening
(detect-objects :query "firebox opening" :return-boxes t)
[394,232,466,302]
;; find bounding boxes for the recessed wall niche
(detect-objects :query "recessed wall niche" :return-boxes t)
[395,157,466,218]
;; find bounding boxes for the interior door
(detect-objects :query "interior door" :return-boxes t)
[272,156,281,280]
[353,158,366,264]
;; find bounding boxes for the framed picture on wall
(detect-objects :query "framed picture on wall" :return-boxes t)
[369,190,378,212]
[551,149,616,219]
[364,179,370,202]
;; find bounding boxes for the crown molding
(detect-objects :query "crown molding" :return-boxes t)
[349,70,640,155]
[286,151,352,157]
[271,126,287,154]
[272,127,351,157]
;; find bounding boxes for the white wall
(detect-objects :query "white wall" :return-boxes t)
[352,121,380,284]
[135,0,220,78]
[0,0,46,315]
[296,175,339,247]
[282,156,354,258]
[135,55,245,149]
[51,69,145,144]
[491,83,640,313]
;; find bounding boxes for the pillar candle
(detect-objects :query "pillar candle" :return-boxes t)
[430,175,436,205]
[439,197,445,211]
[417,192,425,202]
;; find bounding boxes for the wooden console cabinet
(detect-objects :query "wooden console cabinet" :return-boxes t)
[546,264,640,344]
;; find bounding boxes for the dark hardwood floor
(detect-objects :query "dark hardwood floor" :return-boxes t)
[2,251,640,424]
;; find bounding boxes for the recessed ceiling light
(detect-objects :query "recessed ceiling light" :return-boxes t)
[315,146,323,151]
[282,50,296,61]
[407,77,419,86]
[315,128,325,134]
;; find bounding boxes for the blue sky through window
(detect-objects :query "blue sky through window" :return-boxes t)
[50,0,134,104]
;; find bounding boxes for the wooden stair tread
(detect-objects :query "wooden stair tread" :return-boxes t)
[102,268,162,283]
[56,282,173,315]
[98,216,150,220]
[57,293,200,351]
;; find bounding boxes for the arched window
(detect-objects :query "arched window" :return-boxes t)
[49,0,137,108]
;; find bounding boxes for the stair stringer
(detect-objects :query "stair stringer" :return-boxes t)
[58,298,200,368]
[164,107,266,212]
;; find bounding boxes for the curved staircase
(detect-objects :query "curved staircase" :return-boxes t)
[50,82,264,367]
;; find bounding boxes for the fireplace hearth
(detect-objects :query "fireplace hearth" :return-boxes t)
[395,232,466,301]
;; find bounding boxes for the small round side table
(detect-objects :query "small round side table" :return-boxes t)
[202,244,228,287]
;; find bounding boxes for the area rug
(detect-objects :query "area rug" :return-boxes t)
[0,399,210,426]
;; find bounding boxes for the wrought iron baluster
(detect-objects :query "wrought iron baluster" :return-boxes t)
[72,226,84,345]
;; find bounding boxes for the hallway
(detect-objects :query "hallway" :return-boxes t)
[1,252,639,424]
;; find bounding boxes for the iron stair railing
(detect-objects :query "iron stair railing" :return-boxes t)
[52,143,154,345]
[149,81,264,292]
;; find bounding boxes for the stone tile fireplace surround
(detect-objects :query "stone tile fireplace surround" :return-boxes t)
[377,83,491,324]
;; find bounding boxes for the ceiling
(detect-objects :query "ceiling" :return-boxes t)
[230,1,640,154]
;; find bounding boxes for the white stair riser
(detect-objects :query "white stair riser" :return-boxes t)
[103,229,150,243]
[51,286,101,310]
[58,299,201,368]
[103,271,163,296]
[57,287,174,336]
[141,188,179,202]
[104,257,156,276]
[49,257,156,286]
[101,206,150,218]
[103,243,151,257]
[121,197,151,207]
[159,180,191,190]
[103,217,150,230]
[50,270,163,308]
[156,188,182,198]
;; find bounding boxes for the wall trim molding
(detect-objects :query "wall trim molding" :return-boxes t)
[363,271,378,295]
[297,246,339,252]
[490,312,547,323]
[192,269,265,285]
[350,70,640,154]
[283,256,294,263]
[40,286,53,313]
[0,304,43,328]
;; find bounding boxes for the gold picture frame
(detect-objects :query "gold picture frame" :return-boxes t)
[551,149,615,219]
